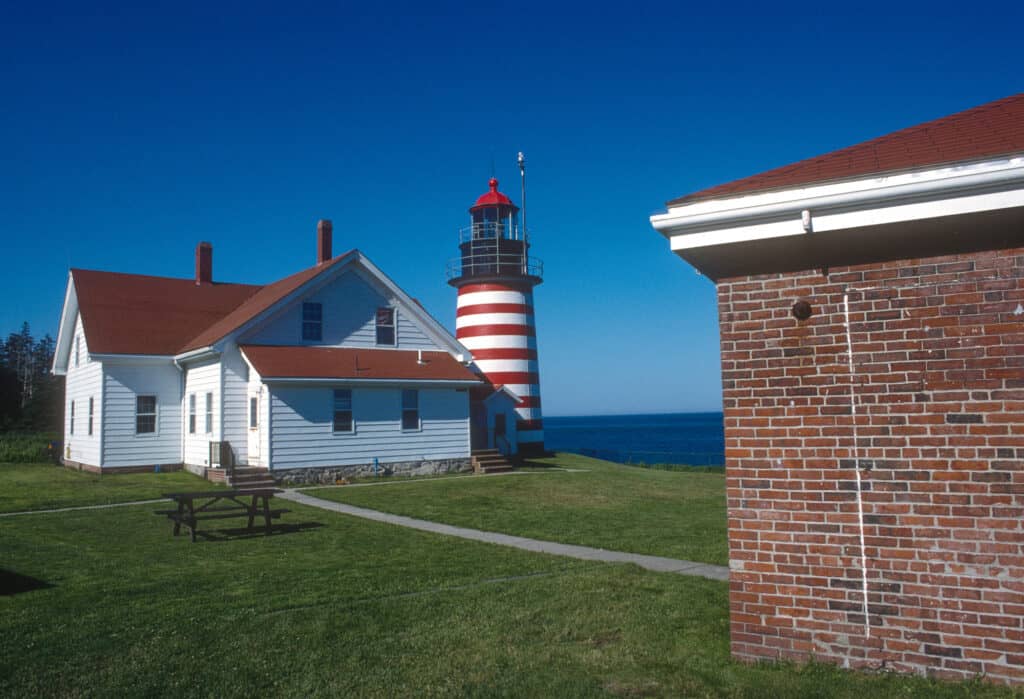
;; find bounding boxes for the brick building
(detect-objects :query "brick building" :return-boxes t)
[651,94,1024,683]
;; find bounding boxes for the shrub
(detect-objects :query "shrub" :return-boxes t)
[0,432,58,464]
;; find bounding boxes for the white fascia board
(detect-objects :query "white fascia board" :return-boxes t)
[52,273,78,375]
[261,377,482,387]
[653,155,1024,249]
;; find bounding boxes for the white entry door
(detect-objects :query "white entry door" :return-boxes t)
[247,391,261,466]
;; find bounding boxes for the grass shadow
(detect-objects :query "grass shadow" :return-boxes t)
[0,569,54,596]
[192,521,326,542]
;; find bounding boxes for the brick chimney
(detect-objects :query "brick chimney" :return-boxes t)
[317,219,332,265]
[195,242,213,285]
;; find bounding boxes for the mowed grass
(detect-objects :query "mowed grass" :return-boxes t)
[2,498,1015,697]
[309,453,729,565]
[0,462,222,513]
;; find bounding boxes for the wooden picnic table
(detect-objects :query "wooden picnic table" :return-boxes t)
[157,489,287,542]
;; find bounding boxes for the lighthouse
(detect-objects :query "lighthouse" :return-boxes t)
[447,163,544,457]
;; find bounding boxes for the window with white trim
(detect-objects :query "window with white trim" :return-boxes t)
[249,397,258,429]
[75,336,80,368]
[188,393,196,434]
[401,389,419,431]
[69,400,75,435]
[302,302,323,341]
[376,307,395,345]
[88,397,94,436]
[136,396,157,434]
[205,392,213,434]
[333,389,353,433]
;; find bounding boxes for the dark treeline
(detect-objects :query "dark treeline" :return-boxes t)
[1,323,63,432]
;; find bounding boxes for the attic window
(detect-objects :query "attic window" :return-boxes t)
[75,336,80,368]
[376,307,395,345]
[302,302,323,341]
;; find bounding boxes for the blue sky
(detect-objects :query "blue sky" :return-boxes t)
[1,1,1020,416]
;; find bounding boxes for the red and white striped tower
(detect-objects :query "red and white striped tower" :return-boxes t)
[448,174,545,456]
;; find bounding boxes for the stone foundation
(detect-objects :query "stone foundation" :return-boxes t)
[271,458,473,485]
[61,459,183,475]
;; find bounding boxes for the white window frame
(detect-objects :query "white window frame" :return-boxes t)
[249,396,259,430]
[332,389,354,434]
[74,336,80,368]
[205,392,213,434]
[188,393,196,434]
[302,302,323,342]
[88,397,94,436]
[136,395,158,436]
[69,400,75,435]
[376,306,396,346]
[401,389,420,432]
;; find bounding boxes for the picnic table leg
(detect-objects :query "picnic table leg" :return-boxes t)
[173,499,184,536]
[247,495,257,531]
[188,501,197,543]
[263,494,272,535]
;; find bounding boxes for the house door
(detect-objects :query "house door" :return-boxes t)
[494,414,508,455]
[247,393,261,466]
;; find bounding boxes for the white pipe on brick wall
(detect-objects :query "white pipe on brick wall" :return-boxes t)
[843,291,872,640]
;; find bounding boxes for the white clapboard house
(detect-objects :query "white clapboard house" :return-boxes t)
[51,222,505,483]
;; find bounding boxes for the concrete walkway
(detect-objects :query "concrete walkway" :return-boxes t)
[0,499,166,517]
[280,490,729,582]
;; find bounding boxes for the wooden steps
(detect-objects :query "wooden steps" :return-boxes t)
[225,466,277,489]
[472,449,514,474]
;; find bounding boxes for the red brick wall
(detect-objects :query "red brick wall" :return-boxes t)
[719,247,1024,684]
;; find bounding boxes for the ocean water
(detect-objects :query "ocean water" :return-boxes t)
[543,412,725,466]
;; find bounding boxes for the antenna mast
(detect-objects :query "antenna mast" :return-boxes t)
[518,152,527,271]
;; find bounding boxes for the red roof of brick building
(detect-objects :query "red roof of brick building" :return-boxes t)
[669,93,1024,206]
[240,345,479,382]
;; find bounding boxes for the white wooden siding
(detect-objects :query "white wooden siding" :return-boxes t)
[102,361,182,467]
[64,313,103,466]
[268,386,469,470]
[182,358,220,466]
[239,268,438,350]
[221,344,250,466]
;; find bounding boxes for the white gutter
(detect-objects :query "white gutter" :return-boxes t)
[261,377,482,387]
[89,353,177,363]
[651,155,1024,248]
[172,346,220,364]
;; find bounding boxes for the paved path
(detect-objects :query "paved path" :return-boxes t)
[280,490,729,582]
[0,499,165,517]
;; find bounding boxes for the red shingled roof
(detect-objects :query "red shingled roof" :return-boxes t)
[240,345,480,382]
[73,269,260,355]
[73,252,355,356]
[669,93,1024,206]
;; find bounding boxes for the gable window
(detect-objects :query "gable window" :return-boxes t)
[136,396,157,434]
[376,307,396,345]
[205,392,213,434]
[302,302,323,341]
[188,394,197,434]
[401,389,419,431]
[69,400,75,435]
[249,397,258,429]
[333,389,353,433]
[88,397,94,436]
[75,336,80,368]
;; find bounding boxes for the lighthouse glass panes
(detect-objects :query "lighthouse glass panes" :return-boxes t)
[376,307,395,345]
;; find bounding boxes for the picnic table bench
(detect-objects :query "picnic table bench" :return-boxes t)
[157,489,288,542]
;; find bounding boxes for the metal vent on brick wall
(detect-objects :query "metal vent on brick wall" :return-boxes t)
[208,441,234,470]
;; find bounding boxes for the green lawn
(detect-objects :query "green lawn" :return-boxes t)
[0,462,221,513]
[308,453,729,565]
[2,501,1013,697]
